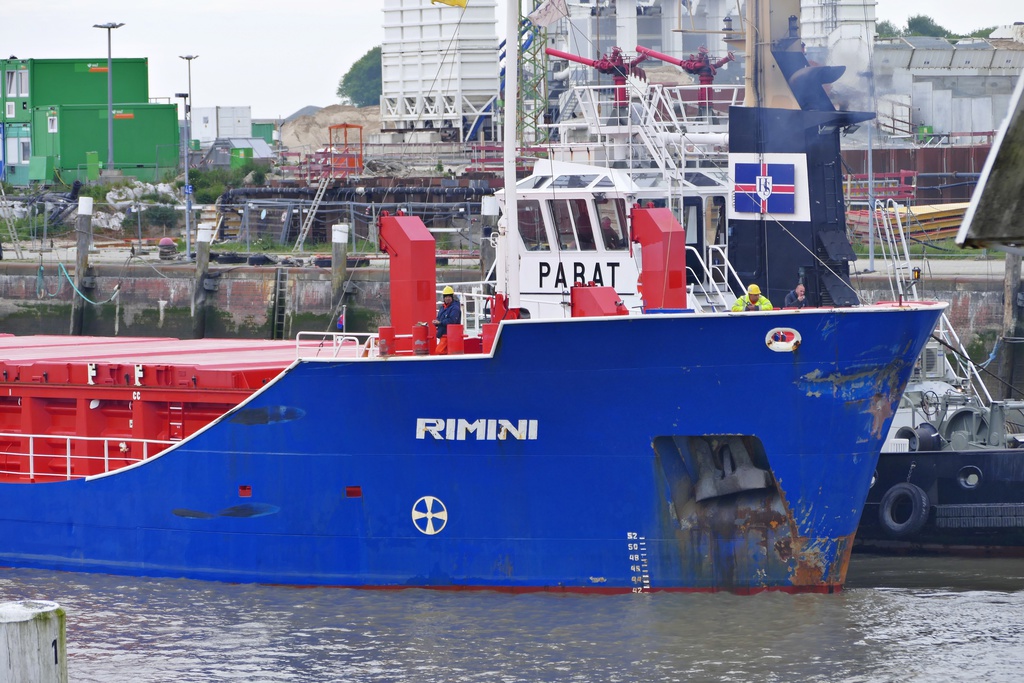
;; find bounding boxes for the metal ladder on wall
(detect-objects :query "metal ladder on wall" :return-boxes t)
[291,176,329,252]
[271,268,288,340]
[0,183,25,259]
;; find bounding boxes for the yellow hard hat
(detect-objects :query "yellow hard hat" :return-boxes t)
[747,284,761,295]
[442,286,455,295]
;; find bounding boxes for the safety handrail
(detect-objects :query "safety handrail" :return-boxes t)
[683,244,744,312]
[871,199,992,406]
[295,331,379,359]
[0,432,175,482]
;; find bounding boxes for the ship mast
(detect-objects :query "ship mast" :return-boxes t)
[501,0,521,309]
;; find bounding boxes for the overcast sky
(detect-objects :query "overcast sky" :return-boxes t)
[0,1,1020,121]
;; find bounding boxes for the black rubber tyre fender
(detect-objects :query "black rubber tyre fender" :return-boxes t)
[878,482,930,538]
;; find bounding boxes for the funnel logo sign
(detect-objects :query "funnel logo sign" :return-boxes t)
[729,153,808,220]
[734,162,796,214]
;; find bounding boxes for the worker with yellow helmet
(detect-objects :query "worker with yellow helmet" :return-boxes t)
[731,283,773,312]
[433,285,462,354]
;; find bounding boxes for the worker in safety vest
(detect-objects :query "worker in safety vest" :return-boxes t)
[433,285,462,354]
[731,283,773,312]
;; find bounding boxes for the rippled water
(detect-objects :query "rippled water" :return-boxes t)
[3,555,1024,682]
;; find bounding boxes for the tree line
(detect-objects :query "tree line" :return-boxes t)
[877,15,998,39]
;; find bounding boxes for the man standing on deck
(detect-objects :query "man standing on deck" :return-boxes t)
[433,286,462,355]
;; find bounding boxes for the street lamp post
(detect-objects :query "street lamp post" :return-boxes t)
[176,92,192,259]
[93,22,124,175]
[179,55,198,260]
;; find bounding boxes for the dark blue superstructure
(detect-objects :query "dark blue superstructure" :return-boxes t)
[0,306,943,591]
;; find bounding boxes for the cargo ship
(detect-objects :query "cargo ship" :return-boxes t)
[0,0,946,592]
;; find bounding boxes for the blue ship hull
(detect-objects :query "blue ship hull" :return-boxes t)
[0,306,942,592]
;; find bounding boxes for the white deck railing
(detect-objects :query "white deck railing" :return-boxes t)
[295,332,380,359]
[0,432,175,482]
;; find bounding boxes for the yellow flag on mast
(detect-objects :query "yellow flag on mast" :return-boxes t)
[432,0,468,7]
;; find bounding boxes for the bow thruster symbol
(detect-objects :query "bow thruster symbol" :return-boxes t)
[412,495,448,535]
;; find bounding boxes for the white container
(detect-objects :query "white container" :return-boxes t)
[193,106,253,144]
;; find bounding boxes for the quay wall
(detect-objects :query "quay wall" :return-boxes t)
[854,271,1007,360]
[0,262,477,339]
[0,263,1012,362]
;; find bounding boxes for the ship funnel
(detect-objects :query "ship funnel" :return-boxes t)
[787,64,846,107]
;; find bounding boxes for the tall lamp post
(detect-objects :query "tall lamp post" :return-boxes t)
[93,22,124,175]
[179,55,198,259]
[176,92,192,259]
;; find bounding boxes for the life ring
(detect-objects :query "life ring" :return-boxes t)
[878,482,930,538]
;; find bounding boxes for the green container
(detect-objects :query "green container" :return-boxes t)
[1,58,149,124]
[189,139,200,151]
[230,147,253,170]
[30,102,179,185]
[251,121,275,145]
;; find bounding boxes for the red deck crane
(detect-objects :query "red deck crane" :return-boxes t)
[545,46,649,107]
[635,45,734,116]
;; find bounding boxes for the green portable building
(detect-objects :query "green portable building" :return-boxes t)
[31,103,179,183]
[2,57,152,185]
[2,58,149,123]
[251,122,276,145]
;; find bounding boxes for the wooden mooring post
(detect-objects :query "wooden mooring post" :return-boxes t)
[331,223,350,309]
[192,222,214,339]
[0,600,68,682]
[70,196,93,336]
[1000,252,1023,399]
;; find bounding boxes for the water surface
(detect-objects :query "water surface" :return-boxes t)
[2,555,1023,682]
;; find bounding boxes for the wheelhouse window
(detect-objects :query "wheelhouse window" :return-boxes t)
[549,198,596,251]
[573,199,596,250]
[518,175,551,190]
[551,200,577,250]
[597,198,628,250]
[550,174,600,189]
[517,199,549,251]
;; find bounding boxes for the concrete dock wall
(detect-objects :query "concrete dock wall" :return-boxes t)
[0,262,1013,363]
[0,262,479,339]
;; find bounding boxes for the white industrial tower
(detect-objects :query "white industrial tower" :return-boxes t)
[380,0,501,143]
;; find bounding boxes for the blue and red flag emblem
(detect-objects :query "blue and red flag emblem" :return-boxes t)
[734,162,796,214]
